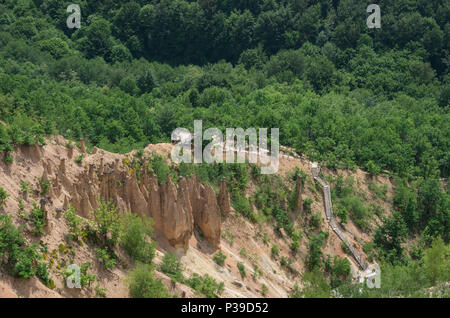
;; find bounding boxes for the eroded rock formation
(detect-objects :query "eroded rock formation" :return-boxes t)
[160,177,194,248]
[218,178,231,215]
[80,139,87,154]
[24,141,229,250]
[195,184,221,248]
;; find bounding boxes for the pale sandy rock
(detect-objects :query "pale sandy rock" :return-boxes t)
[59,157,66,174]
[0,281,18,298]
[146,173,164,233]
[80,138,86,154]
[125,173,147,218]
[67,145,73,159]
[218,178,231,215]
[161,177,193,248]
[193,184,221,248]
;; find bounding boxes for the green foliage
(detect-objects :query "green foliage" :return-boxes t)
[363,241,376,263]
[13,245,41,279]
[331,175,374,230]
[187,274,225,298]
[289,231,302,253]
[261,284,268,297]
[280,256,296,273]
[0,215,25,261]
[0,4,448,178]
[4,154,13,164]
[366,160,381,176]
[303,198,313,213]
[91,199,121,246]
[119,77,139,95]
[252,264,262,281]
[119,214,155,264]
[423,237,450,285]
[416,178,449,241]
[237,262,246,278]
[325,255,351,288]
[128,264,170,298]
[159,252,184,282]
[331,257,351,279]
[79,263,96,288]
[38,178,50,195]
[253,175,293,234]
[0,4,448,297]
[75,155,83,165]
[306,231,329,270]
[0,186,8,207]
[213,251,227,266]
[292,268,331,298]
[341,242,352,256]
[38,37,69,59]
[231,192,255,222]
[81,19,114,61]
[19,181,31,195]
[338,239,450,298]
[290,283,302,298]
[147,154,172,185]
[95,284,108,298]
[262,233,269,245]
[339,196,370,231]
[369,182,388,201]
[136,67,156,94]
[64,262,96,288]
[221,228,234,246]
[36,262,54,289]
[63,206,84,241]
[370,204,384,219]
[394,181,419,231]
[95,247,116,270]
[0,214,44,279]
[335,206,348,224]
[271,245,279,259]
[309,212,322,229]
[375,212,409,263]
[29,203,46,235]
[333,175,354,199]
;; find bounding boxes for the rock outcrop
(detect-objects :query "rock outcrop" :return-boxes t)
[218,178,231,215]
[195,184,222,248]
[18,139,229,250]
[160,177,194,248]
[80,138,87,154]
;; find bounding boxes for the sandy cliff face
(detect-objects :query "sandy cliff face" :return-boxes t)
[218,178,232,215]
[12,140,223,250]
[0,138,224,297]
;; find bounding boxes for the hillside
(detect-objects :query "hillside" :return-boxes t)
[0,1,449,299]
[0,137,447,298]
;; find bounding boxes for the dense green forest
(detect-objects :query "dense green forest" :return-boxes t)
[0,0,448,297]
[0,0,448,178]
